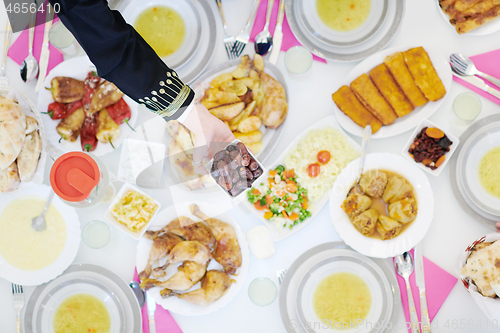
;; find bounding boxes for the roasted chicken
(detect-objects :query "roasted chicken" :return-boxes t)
[167,241,212,266]
[160,270,232,306]
[138,232,183,280]
[141,260,209,291]
[190,204,242,275]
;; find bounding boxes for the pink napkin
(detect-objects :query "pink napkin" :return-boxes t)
[133,269,184,333]
[453,48,500,105]
[8,18,64,76]
[394,250,458,333]
[249,0,327,63]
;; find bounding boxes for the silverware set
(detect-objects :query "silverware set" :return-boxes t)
[12,283,25,333]
[395,245,431,333]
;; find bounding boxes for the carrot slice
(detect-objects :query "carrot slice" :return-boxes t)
[252,189,260,195]
[269,170,277,176]
[282,211,288,218]
[289,212,299,221]
[277,190,286,197]
[265,195,273,206]
[286,183,298,193]
[264,212,273,219]
[254,201,267,210]
[302,199,308,209]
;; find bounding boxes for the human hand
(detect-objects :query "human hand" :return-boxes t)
[496,221,500,232]
[183,103,236,175]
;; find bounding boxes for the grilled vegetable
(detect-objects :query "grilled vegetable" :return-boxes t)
[47,77,85,103]
[56,108,85,142]
[96,109,120,148]
[44,102,66,119]
[89,81,124,114]
[80,113,98,152]
[106,98,134,131]
[83,71,101,112]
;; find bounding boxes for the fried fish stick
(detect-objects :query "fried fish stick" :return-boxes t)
[403,47,446,102]
[384,52,428,108]
[369,64,414,118]
[350,74,397,125]
[332,86,383,134]
[453,5,500,33]
[454,0,483,12]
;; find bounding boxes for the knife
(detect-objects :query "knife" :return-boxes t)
[452,71,500,100]
[269,0,285,65]
[35,6,55,92]
[146,291,157,333]
[414,243,431,333]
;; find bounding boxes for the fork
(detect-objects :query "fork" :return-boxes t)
[215,0,237,60]
[232,0,261,58]
[450,53,500,89]
[0,21,13,86]
[12,284,24,333]
[277,269,287,285]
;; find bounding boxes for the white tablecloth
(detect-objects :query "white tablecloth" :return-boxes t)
[1,0,500,332]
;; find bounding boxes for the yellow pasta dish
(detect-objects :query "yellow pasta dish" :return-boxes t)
[111,190,158,232]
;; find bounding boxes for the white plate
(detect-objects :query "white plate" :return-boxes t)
[459,125,500,216]
[401,118,460,177]
[24,263,142,333]
[136,201,250,316]
[122,0,201,69]
[301,0,388,47]
[241,115,361,242]
[329,153,434,258]
[279,242,401,333]
[0,87,47,194]
[36,56,139,157]
[436,0,500,36]
[104,183,162,240]
[333,46,452,139]
[0,185,80,285]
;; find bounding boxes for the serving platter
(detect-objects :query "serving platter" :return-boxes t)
[333,46,453,139]
[36,56,139,157]
[279,242,401,333]
[0,86,47,194]
[136,201,250,316]
[0,185,80,286]
[286,0,405,62]
[24,263,142,333]
[329,153,434,258]
[241,115,361,242]
[122,0,202,69]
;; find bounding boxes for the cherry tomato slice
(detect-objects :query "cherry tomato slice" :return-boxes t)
[317,150,331,164]
[307,163,320,178]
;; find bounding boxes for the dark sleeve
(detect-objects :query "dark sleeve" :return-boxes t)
[49,0,194,121]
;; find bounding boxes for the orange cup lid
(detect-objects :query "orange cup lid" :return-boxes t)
[50,152,100,202]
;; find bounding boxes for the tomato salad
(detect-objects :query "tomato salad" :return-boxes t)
[247,165,312,229]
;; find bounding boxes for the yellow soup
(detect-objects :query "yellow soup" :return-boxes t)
[134,6,185,57]
[316,0,371,31]
[478,146,500,199]
[53,293,111,333]
[0,198,66,271]
[313,272,371,327]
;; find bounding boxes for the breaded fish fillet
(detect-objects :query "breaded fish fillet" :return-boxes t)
[369,64,414,118]
[350,74,397,125]
[384,52,428,108]
[403,47,447,102]
[332,86,383,134]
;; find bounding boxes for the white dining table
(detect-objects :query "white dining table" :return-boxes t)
[1,0,500,332]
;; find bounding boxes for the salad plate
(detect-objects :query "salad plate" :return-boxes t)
[242,115,361,241]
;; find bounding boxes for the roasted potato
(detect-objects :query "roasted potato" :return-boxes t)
[202,89,240,104]
[252,82,265,106]
[220,80,247,96]
[89,81,124,114]
[210,73,233,88]
[238,116,262,133]
[236,77,254,88]
[245,141,263,154]
[49,77,85,103]
[232,55,252,78]
[228,101,257,128]
[209,102,245,121]
[249,69,260,83]
[234,130,263,144]
[253,54,264,72]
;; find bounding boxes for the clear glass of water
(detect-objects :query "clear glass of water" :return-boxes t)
[248,277,277,306]
[83,220,111,249]
[453,92,482,123]
[49,21,84,58]
[284,46,313,75]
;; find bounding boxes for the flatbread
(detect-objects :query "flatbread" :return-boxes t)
[17,130,42,182]
[460,240,500,298]
[0,161,20,192]
[0,98,26,170]
[25,116,39,134]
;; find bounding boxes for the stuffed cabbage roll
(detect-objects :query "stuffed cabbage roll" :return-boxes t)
[342,194,372,218]
[352,208,379,236]
[383,175,413,203]
[376,215,403,240]
[359,170,388,198]
[389,197,417,223]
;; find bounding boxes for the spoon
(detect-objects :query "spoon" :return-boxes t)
[254,0,275,56]
[129,281,145,308]
[31,191,54,232]
[395,252,421,333]
[347,125,371,196]
[20,10,39,83]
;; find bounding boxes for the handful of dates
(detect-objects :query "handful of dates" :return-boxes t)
[210,141,264,197]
